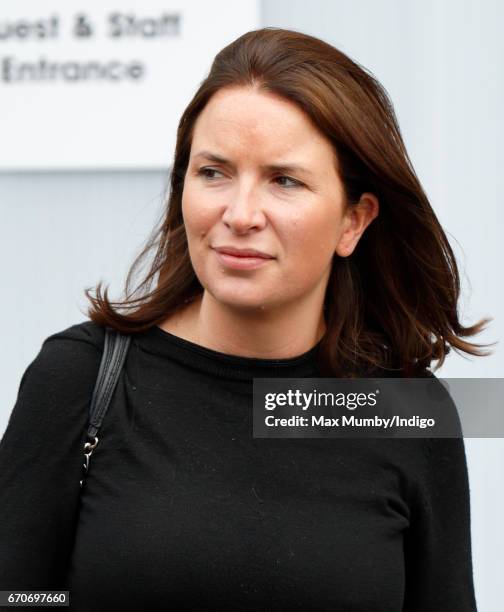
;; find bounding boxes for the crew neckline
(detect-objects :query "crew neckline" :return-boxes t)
[134,324,322,381]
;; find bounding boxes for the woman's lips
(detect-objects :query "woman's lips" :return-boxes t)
[213,249,274,270]
[214,246,273,258]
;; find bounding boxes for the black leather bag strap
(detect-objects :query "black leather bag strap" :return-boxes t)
[80,326,131,489]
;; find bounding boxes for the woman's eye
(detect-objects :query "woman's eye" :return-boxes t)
[197,167,223,180]
[274,175,303,189]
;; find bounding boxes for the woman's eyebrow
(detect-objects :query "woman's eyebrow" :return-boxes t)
[192,150,315,177]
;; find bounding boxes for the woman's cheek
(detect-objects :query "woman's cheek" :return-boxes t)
[183,200,214,239]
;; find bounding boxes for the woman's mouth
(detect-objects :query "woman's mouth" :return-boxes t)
[213,249,275,270]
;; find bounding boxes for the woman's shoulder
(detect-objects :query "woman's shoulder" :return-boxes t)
[43,319,106,352]
[2,321,108,447]
[15,320,106,403]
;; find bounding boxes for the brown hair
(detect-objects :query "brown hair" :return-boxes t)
[84,27,494,377]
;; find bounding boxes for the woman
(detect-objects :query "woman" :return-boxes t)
[0,27,493,611]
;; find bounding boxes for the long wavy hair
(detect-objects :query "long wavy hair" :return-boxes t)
[84,27,494,377]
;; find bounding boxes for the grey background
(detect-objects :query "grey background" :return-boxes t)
[1,1,502,609]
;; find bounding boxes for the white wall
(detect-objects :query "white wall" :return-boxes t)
[1,0,502,609]
[1,169,168,407]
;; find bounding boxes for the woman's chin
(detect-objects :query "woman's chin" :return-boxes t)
[210,290,279,313]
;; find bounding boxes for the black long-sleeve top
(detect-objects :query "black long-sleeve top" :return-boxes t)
[0,320,478,611]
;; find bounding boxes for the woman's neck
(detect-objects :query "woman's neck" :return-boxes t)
[158,292,326,359]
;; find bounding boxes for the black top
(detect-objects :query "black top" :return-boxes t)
[0,320,478,611]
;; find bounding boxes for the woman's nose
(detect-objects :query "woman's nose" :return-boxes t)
[221,185,267,233]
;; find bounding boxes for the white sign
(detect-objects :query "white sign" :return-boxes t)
[0,1,260,170]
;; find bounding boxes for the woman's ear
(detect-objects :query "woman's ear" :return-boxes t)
[335,192,379,257]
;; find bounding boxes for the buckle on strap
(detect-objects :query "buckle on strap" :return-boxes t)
[80,435,99,489]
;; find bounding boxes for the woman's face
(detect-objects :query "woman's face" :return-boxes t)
[182,85,377,313]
